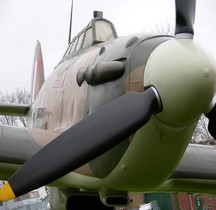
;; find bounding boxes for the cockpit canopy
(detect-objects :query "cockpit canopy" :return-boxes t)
[63,11,117,57]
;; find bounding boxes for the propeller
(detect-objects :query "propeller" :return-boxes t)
[0,87,161,201]
[175,0,196,37]
[205,103,216,139]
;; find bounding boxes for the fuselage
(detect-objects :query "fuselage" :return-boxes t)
[28,33,171,176]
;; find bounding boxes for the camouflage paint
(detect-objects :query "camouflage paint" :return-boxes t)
[1,8,216,209]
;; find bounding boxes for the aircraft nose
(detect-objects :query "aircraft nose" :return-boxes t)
[144,39,216,126]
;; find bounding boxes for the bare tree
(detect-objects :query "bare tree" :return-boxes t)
[191,114,215,145]
[0,88,30,127]
[150,20,175,36]
[143,19,175,36]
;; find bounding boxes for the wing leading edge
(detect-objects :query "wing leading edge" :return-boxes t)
[159,144,216,194]
[0,125,41,180]
[0,103,30,116]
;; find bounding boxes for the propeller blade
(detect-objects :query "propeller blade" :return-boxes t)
[0,87,161,201]
[175,0,196,36]
[206,103,216,139]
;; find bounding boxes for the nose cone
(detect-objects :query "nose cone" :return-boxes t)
[144,39,216,126]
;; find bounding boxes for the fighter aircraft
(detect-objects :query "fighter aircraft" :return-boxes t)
[0,0,216,209]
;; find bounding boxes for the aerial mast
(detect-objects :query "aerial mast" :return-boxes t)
[68,0,73,45]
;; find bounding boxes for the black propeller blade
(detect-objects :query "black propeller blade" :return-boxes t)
[206,104,216,139]
[0,87,161,200]
[175,0,196,36]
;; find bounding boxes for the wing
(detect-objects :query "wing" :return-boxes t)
[159,144,216,194]
[0,103,30,116]
[0,103,33,177]
[0,125,41,180]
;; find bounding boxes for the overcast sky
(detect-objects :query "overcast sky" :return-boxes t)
[0,0,215,93]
